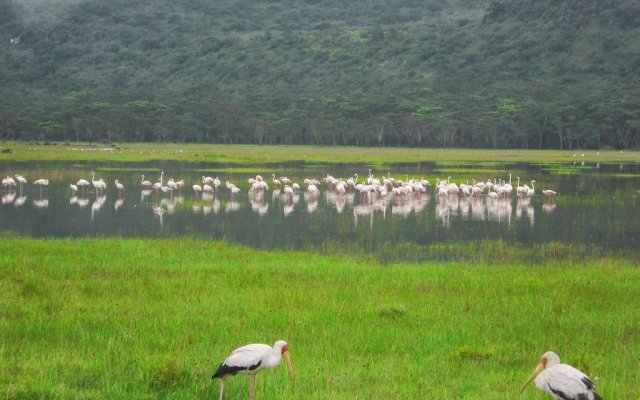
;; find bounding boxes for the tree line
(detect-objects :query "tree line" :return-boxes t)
[0,0,638,148]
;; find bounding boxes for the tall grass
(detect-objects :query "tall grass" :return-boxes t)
[1,142,639,164]
[1,238,638,399]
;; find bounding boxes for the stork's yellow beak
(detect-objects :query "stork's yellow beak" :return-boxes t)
[520,362,544,394]
[283,350,295,380]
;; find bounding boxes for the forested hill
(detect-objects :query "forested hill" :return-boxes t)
[1,0,639,148]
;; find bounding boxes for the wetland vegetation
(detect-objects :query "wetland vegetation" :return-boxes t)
[1,238,639,399]
[1,142,639,164]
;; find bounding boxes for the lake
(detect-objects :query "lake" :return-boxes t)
[1,160,639,253]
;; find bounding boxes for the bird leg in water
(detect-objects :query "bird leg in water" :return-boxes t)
[218,378,224,400]
[249,374,256,400]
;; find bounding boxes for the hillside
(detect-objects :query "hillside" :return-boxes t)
[1,0,639,148]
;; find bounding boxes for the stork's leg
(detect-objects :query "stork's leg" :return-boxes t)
[249,374,256,400]
[218,378,225,400]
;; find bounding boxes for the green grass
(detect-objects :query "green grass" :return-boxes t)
[1,238,638,399]
[1,142,639,164]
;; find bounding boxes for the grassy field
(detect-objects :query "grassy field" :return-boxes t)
[1,141,639,164]
[1,238,638,399]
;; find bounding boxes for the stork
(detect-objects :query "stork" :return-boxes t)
[521,351,602,400]
[212,340,294,400]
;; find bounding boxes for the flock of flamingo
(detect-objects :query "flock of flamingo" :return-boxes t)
[1,170,559,224]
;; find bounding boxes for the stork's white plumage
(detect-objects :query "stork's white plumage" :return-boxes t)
[521,351,602,400]
[212,340,294,400]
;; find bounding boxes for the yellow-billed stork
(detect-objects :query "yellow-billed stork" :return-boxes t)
[520,351,602,400]
[212,340,294,400]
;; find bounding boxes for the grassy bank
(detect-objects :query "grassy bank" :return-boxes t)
[1,238,638,399]
[1,142,639,164]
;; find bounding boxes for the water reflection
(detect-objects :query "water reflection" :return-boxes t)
[2,191,15,204]
[32,198,49,209]
[542,203,557,214]
[15,195,27,207]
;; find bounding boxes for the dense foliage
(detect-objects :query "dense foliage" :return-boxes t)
[1,0,639,148]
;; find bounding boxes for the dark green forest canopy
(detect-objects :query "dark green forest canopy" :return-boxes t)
[1,0,639,148]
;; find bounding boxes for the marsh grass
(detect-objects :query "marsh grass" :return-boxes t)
[1,142,639,164]
[1,238,639,399]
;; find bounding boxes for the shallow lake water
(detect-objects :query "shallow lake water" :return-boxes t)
[1,160,639,253]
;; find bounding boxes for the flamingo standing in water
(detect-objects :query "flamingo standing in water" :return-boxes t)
[193,184,202,198]
[15,174,27,193]
[115,179,125,197]
[76,178,90,196]
[141,175,152,188]
[272,173,281,188]
[33,178,49,197]
[2,176,16,190]
[153,172,164,193]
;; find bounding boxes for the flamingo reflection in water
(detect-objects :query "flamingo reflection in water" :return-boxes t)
[77,197,90,208]
[283,202,294,217]
[542,203,557,214]
[15,195,27,207]
[2,191,16,205]
[33,198,49,209]
[203,198,221,216]
[114,198,124,211]
[305,193,319,214]
[515,197,535,226]
[249,191,269,216]
[91,195,107,220]
[225,199,240,213]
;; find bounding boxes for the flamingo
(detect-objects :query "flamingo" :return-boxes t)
[521,351,602,400]
[69,183,78,193]
[115,179,125,196]
[175,179,184,194]
[2,176,16,190]
[212,340,294,400]
[307,184,319,196]
[33,178,49,197]
[76,178,90,196]
[525,180,536,197]
[91,172,105,194]
[141,175,152,188]
[346,173,358,189]
[272,173,281,187]
[283,185,294,198]
[153,172,164,192]
[15,174,27,192]
[542,189,559,196]
[193,184,202,198]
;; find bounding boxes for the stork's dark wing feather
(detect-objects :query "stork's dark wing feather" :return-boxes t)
[212,343,271,379]
[538,364,602,400]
